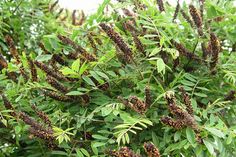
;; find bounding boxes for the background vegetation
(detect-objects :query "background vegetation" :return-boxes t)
[0,0,236,156]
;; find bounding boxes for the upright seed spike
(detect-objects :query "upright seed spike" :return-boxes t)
[210,33,221,74]
[27,57,38,82]
[144,142,161,157]
[99,23,133,64]
[189,5,203,36]
[156,0,165,12]
[172,0,180,22]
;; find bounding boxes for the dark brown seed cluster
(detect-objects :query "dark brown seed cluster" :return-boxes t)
[110,147,141,157]
[179,87,193,115]
[52,54,67,66]
[31,104,52,127]
[43,90,73,102]
[161,116,185,129]
[19,112,55,148]
[210,33,221,74]
[132,33,145,55]
[49,0,59,12]
[46,76,69,93]
[58,35,96,61]
[72,10,77,25]
[99,23,133,64]
[87,33,98,53]
[34,61,68,81]
[144,142,161,157]
[172,0,180,22]
[1,94,16,117]
[171,40,200,61]
[55,8,64,19]
[157,0,165,12]
[118,96,146,114]
[189,5,203,36]
[57,35,78,49]
[145,86,152,107]
[6,71,18,82]
[162,91,199,131]
[38,42,49,54]
[180,9,194,28]
[27,57,38,82]
[0,53,8,69]
[77,11,85,26]
[189,5,202,28]
[4,35,20,64]
[224,90,236,101]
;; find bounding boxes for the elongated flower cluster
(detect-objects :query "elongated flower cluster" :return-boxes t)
[27,57,38,82]
[179,87,193,115]
[31,104,52,127]
[189,5,202,28]
[49,0,59,12]
[57,35,78,50]
[171,40,200,61]
[58,35,96,61]
[118,86,151,114]
[4,35,20,64]
[0,53,8,69]
[99,23,133,64]
[72,10,77,25]
[34,61,68,81]
[19,112,55,148]
[161,116,185,129]
[118,96,147,114]
[180,9,194,28]
[209,33,221,74]
[1,94,16,117]
[46,76,69,93]
[145,86,152,107]
[38,42,49,54]
[43,90,73,102]
[224,90,236,101]
[172,0,180,22]
[132,33,145,55]
[157,0,165,12]
[144,142,161,157]
[161,91,199,131]
[52,54,67,66]
[189,5,203,36]
[87,33,98,53]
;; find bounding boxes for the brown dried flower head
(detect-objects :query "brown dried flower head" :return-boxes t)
[99,23,133,63]
[144,142,161,157]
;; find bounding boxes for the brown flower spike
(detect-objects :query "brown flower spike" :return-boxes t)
[27,57,38,82]
[210,33,221,74]
[1,94,17,117]
[144,142,161,157]
[46,76,69,93]
[34,61,68,81]
[31,104,52,127]
[189,5,203,36]
[99,23,133,63]
[157,0,165,12]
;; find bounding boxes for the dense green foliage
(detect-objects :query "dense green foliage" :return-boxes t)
[0,0,236,156]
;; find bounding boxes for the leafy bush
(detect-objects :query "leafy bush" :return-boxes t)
[0,0,236,157]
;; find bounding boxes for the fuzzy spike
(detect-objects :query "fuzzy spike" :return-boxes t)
[27,57,38,82]
[157,0,165,12]
[189,5,203,36]
[180,9,194,28]
[144,142,161,157]
[1,94,16,117]
[99,23,133,64]
[46,76,69,93]
[5,35,20,64]
[210,33,220,74]
[172,0,180,22]
[179,87,193,115]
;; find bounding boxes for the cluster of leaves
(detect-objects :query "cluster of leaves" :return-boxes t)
[0,0,236,157]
